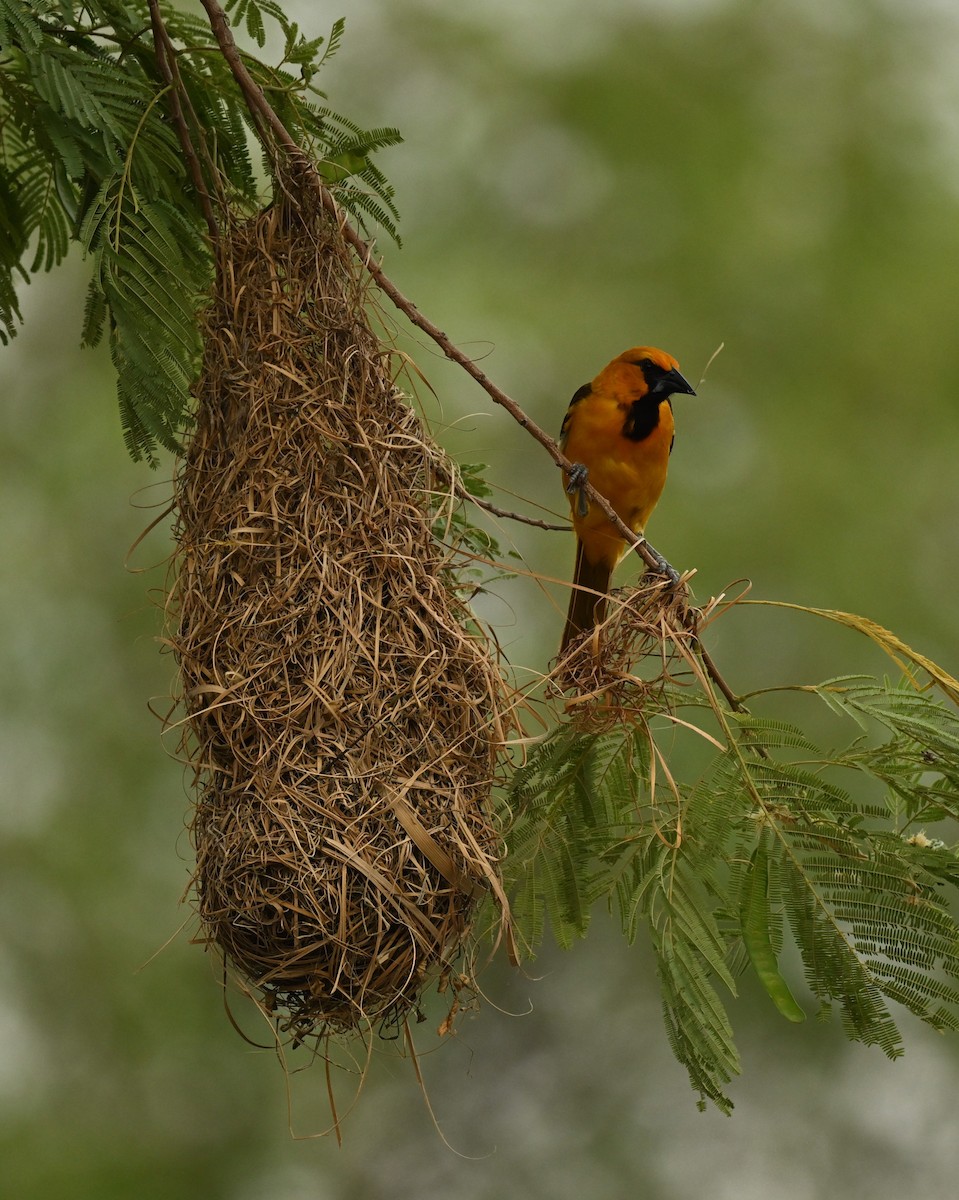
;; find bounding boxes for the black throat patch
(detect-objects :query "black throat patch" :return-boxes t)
[621,396,670,442]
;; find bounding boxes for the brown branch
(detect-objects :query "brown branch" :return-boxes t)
[198,0,279,144]
[473,496,569,532]
[453,484,569,532]
[695,639,745,714]
[197,0,672,577]
[148,0,219,244]
[349,263,685,577]
[196,0,746,715]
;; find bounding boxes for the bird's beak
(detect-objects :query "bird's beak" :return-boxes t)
[659,368,696,398]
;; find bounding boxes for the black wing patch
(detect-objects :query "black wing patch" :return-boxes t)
[560,381,592,448]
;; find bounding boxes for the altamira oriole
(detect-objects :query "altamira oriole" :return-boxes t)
[559,346,695,654]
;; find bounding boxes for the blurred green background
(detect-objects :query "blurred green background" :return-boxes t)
[3,0,959,1195]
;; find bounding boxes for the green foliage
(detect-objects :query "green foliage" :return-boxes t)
[506,671,959,1111]
[441,461,501,553]
[425,459,521,601]
[0,1,401,462]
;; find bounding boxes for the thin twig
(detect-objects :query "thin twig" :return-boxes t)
[196,0,746,714]
[454,484,569,531]
[197,0,669,576]
[695,639,747,714]
[148,0,218,243]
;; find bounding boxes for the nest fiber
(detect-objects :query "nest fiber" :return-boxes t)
[170,192,509,1040]
[557,576,696,731]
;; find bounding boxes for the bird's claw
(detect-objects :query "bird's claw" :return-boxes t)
[649,548,681,587]
[565,463,590,518]
[565,462,589,493]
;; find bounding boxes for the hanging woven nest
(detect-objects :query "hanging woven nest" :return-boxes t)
[168,178,513,1043]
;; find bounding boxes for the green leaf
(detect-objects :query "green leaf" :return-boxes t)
[741,838,806,1023]
[0,3,400,457]
[0,0,44,49]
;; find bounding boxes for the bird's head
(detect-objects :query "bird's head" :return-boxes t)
[610,346,697,402]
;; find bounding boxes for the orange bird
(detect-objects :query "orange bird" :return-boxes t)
[559,346,695,654]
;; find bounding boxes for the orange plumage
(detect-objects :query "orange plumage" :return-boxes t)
[559,346,695,654]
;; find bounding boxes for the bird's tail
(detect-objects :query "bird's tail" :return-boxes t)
[560,540,612,655]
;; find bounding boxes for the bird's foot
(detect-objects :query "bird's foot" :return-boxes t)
[565,462,590,518]
[642,541,681,587]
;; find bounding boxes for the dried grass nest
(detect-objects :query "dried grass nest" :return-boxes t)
[168,187,513,1044]
[555,576,698,731]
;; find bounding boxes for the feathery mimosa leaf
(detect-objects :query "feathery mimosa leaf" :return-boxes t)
[741,837,806,1022]
[0,4,401,459]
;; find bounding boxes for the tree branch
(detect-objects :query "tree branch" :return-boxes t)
[148,0,219,244]
[196,0,674,576]
[196,0,748,714]
[451,483,570,532]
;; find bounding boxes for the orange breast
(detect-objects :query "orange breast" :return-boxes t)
[563,394,674,570]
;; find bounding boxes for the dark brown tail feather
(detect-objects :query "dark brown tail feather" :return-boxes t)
[560,540,612,655]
